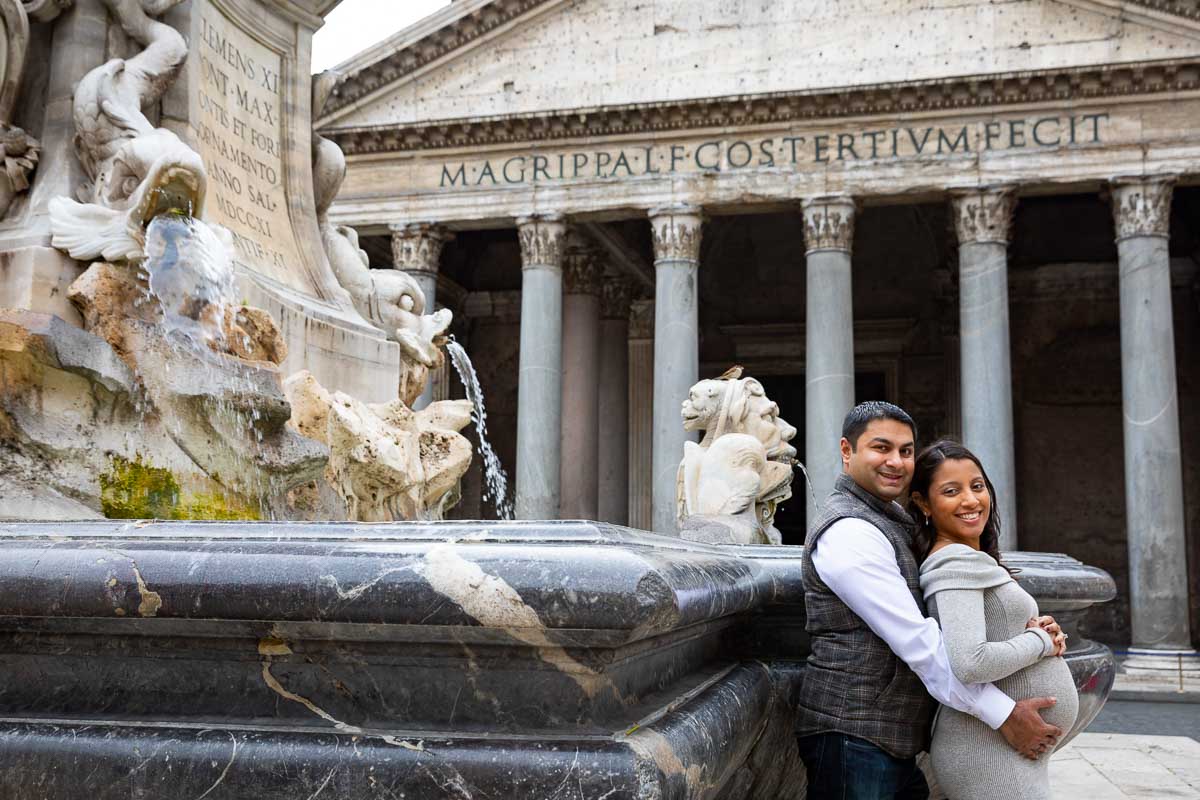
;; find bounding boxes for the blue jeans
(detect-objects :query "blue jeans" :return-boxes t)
[796,732,929,800]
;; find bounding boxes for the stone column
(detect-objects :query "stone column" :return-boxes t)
[559,236,603,520]
[950,187,1019,550]
[801,196,857,527]
[599,280,635,524]
[649,206,703,535]
[390,223,451,410]
[515,215,567,520]
[1110,175,1194,657]
[627,299,655,530]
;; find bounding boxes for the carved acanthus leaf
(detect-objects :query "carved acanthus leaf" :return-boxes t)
[601,279,635,319]
[801,196,856,253]
[628,298,654,338]
[950,187,1017,245]
[563,241,603,295]
[390,222,450,274]
[649,207,703,262]
[1110,175,1175,240]
[516,214,566,268]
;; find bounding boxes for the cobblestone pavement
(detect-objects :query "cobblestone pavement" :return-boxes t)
[1051,701,1200,799]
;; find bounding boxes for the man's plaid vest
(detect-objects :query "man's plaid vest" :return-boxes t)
[793,472,936,758]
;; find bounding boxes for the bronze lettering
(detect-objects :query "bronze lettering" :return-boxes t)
[813,134,830,163]
[1032,117,1061,146]
[502,156,526,183]
[1009,119,1026,147]
[611,151,634,177]
[782,136,805,163]
[758,139,775,167]
[906,127,933,154]
[642,146,661,174]
[727,140,753,168]
[936,126,969,154]
[984,121,1003,150]
[695,141,721,170]
[836,133,859,160]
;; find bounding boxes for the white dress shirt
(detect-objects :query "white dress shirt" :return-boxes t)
[810,516,1016,730]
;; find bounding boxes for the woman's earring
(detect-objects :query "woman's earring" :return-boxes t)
[924,514,931,527]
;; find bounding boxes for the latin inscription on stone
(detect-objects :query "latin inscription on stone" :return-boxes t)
[191,4,306,290]
[436,112,1109,189]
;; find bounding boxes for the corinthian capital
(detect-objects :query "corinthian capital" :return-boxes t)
[950,186,1017,246]
[800,195,856,254]
[649,205,703,262]
[601,278,635,320]
[1110,175,1175,241]
[563,237,603,295]
[388,222,451,275]
[628,298,655,338]
[517,213,567,269]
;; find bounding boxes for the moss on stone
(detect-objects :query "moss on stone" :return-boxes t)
[99,455,182,519]
[181,492,261,520]
[99,455,261,520]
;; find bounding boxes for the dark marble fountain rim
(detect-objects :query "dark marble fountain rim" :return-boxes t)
[0,519,1096,562]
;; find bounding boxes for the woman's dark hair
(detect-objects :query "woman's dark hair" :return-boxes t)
[906,439,1012,572]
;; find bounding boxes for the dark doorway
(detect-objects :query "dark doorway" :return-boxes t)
[757,370,890,545]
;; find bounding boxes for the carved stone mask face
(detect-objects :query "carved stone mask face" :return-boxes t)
[739,385,797,462]
[681,380,723,431]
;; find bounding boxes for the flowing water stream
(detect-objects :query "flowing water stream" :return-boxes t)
[445,338,513,520]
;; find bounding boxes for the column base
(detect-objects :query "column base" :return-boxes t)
[1120,647,1200,676]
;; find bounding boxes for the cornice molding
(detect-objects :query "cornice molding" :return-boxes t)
[322,58,1200,156]
[1098,0,1200,22]
[321,0,1200,122]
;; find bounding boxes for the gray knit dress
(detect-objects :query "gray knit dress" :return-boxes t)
[920,544,1079,800]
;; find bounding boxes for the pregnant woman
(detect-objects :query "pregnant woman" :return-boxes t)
[908,440,1078,800]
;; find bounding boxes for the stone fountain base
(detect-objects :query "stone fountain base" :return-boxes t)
[0,521,1115,799]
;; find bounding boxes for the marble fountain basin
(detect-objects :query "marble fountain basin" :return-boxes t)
[0,521,1115,799]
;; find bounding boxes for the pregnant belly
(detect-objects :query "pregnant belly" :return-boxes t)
[998,657,1079,732]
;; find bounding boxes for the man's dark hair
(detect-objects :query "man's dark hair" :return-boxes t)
[841,401,917,450]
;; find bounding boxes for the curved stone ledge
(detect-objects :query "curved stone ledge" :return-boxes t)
[0,521,779,640]
[0,662,788,800]
[0,521,1116,797]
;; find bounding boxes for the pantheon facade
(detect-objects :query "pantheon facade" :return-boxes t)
[316,0,1199,653]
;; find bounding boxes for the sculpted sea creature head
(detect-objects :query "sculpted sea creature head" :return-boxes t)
[52,124,208,264]
[370,268,452,370]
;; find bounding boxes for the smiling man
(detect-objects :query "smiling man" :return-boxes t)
[793,401,1061,799]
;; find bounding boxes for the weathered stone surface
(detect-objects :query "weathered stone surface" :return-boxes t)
[324,1,1196,129]
[218,305,288,365]
[0,521,1116,798]
[285,370,472,522]
[49,0,203,264]
[678,368,797,545]
[0,309,270,522]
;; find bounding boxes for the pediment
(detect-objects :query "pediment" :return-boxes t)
[318,0,1200,131]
